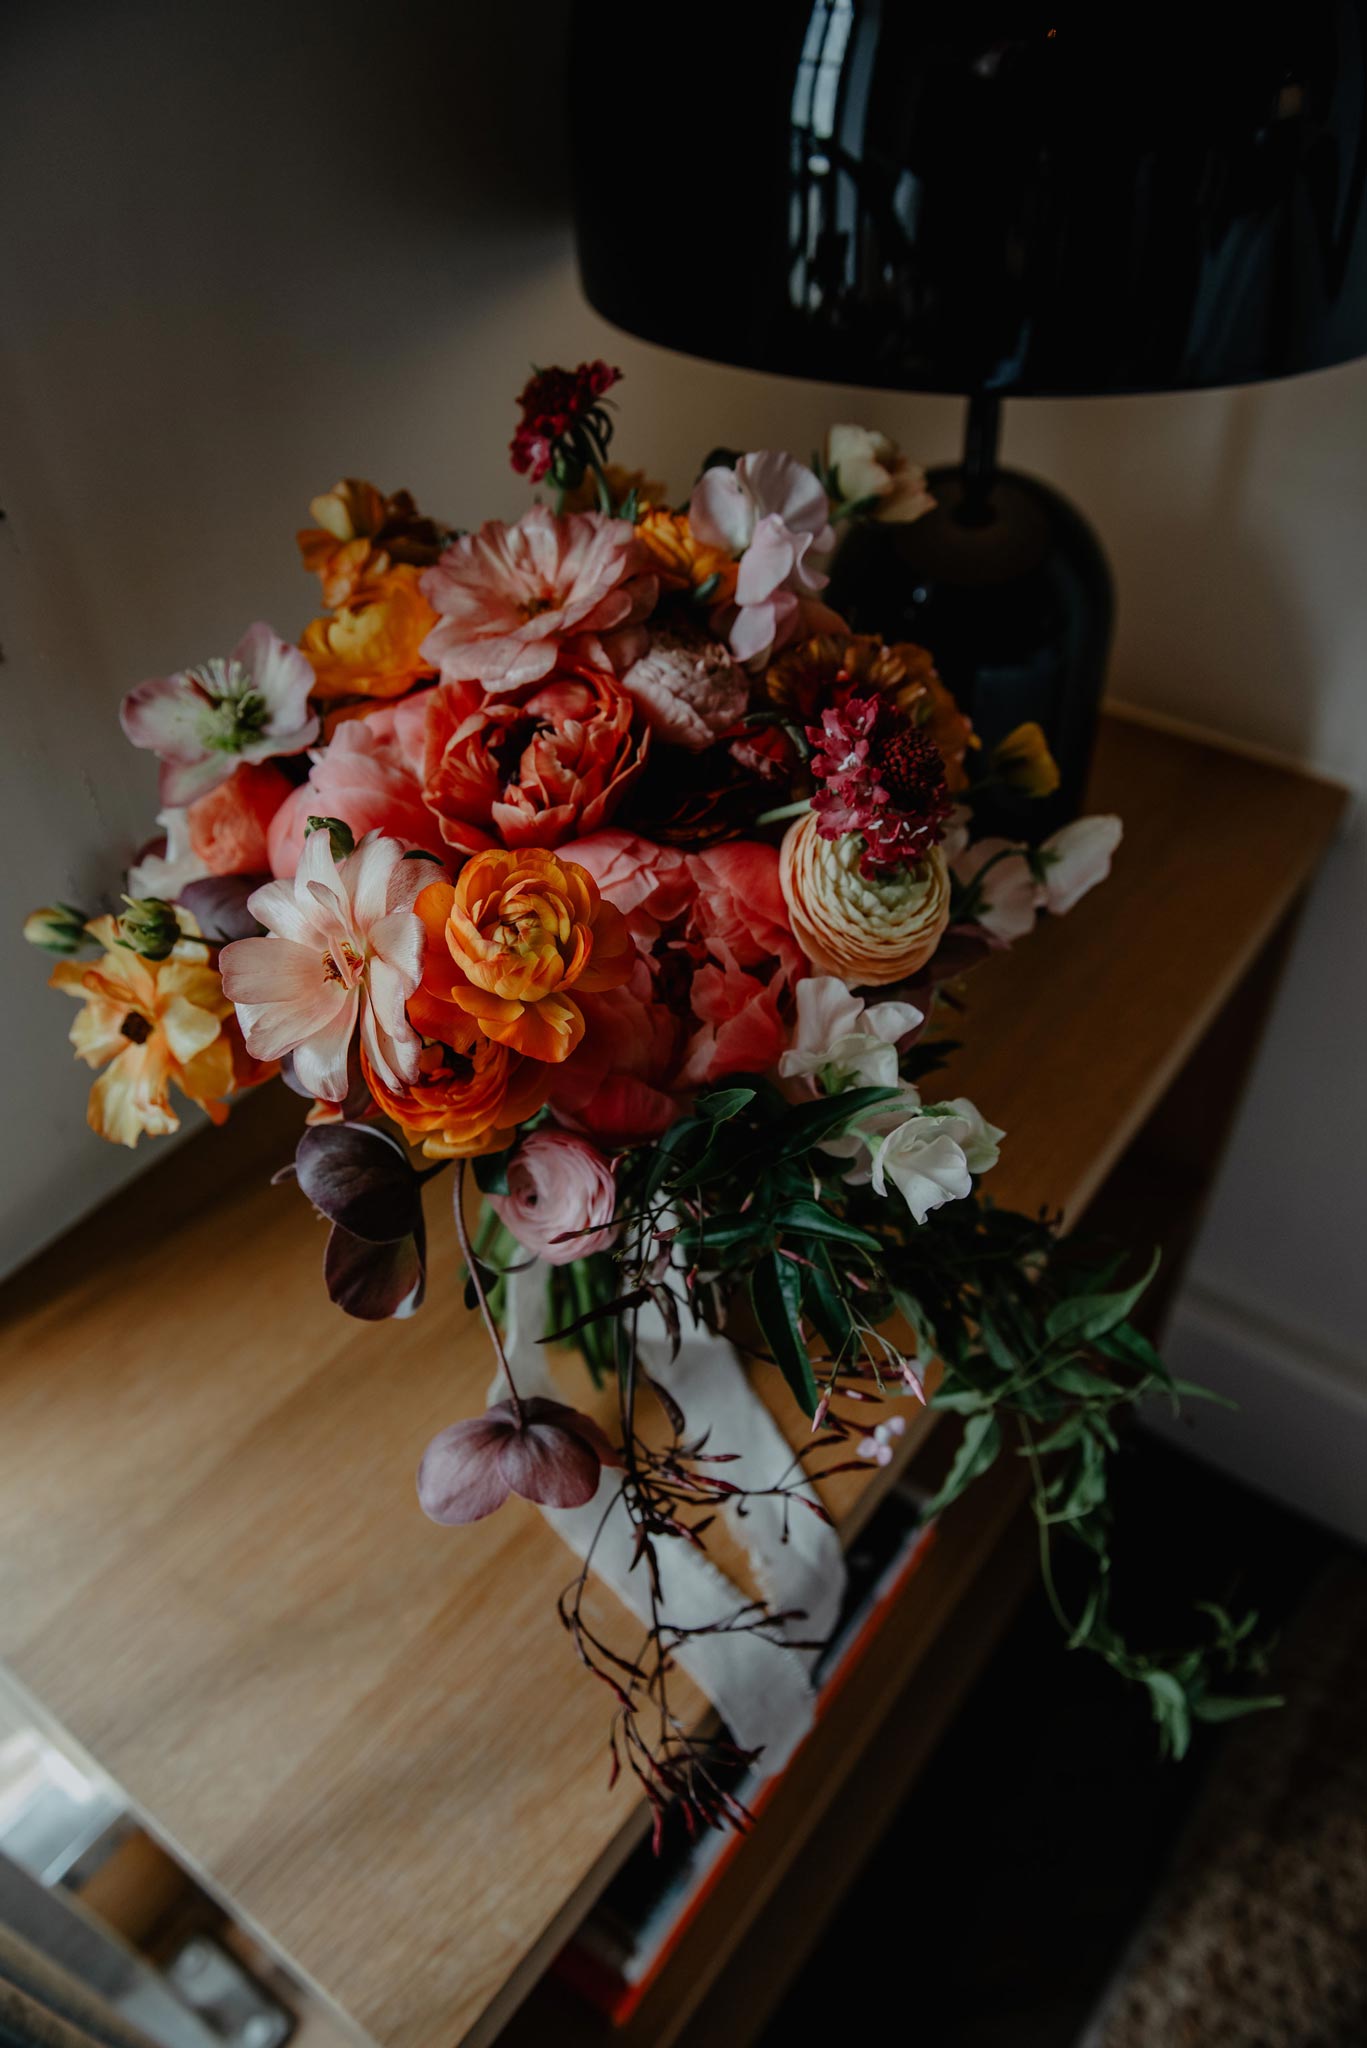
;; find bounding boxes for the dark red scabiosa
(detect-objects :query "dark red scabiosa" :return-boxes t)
[417,1397,621,1525]
[807,692,953,876]
[510,361,622,484]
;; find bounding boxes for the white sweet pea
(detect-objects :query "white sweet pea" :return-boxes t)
[778,975,922,1097]
[1036,816,1123,914]
[826,425,935,523]
[924,1097,1005,1176]
[951,836,1038,942]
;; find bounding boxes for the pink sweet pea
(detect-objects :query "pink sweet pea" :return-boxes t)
[1037,816,1123,913]
[689,452,838,665]
[220,828,424,1101]
[420,505,657,689]
[120,621,319,806]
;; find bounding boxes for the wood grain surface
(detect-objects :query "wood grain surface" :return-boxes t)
[0,715,1345,2047]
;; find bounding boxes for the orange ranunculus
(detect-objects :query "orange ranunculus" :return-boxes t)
[300,565,438,704]
[363,1016,550,1160]
[49,917,236,1146]
[635,507,738,608]
[298,479,447,607]
[414,848,634,1064]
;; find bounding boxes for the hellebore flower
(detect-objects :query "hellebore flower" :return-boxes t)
[120,622,319,806]
[418,1398,619,1525]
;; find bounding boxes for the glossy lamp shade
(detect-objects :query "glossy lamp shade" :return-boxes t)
[572,6,1367,397]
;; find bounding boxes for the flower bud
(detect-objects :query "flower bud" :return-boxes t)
[991,721,1061,798]
[305,815,355,860]
[116,896,183,961]
[23,903,89,955]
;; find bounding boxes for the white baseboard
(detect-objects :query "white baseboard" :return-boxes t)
[1143,1281,1367,1545]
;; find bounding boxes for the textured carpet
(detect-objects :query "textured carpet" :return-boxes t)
[1085,1555,1367,2048]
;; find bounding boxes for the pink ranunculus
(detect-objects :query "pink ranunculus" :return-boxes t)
[619,628,750,750]
[560,829,695,946]
[120,621,320,806]
[420,663,647,856]
[689,453,837,666]
[418,1397,619,1525]
[267,694,444,879]
[220,828,425,1101]
[420,505,658,690]
[490,1128,621,1265]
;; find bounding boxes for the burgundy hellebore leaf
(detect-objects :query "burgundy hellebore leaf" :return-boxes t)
[295,1122,422,1243]
[324,1213,427,1321]
[417,1398,621,1526]
[177,873,269,942]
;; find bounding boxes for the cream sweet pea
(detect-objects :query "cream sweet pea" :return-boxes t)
[778,974,922,1096]
[780,814,951,986]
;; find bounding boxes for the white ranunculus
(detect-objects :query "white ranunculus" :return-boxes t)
[1037,816,1123,914]
[778,974,923,1097]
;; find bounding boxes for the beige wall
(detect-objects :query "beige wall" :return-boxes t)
[3,4,1364,1399]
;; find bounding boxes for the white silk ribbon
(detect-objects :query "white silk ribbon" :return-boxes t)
[498,1261,846,1776]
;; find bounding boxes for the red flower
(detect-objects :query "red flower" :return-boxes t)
[510,361,622,483]
[417,1397,620,1524]
[808,693,953,875]
[421,662,648,855]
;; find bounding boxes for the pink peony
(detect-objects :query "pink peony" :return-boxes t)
[687,840,801,972]
[560,829,695,947]
[490,1128,621,1265]
[689,453,837,665]
[267,695,445,878]
[418,1397,619,1525]
[221,828,425,1101]
[550,972,684,1146]
[420,505,657,689]
[619,628,750,750]
[421,663,647,855]
[120,621,319,806]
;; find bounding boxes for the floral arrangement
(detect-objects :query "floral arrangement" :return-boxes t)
[29,365,1275,1831]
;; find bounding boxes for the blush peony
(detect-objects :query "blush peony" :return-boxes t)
[267,695,446,878]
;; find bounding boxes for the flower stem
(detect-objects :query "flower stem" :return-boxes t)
[455,1159,524,1424]
[754,797,812,828]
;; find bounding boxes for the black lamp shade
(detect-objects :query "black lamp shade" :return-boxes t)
[572,6,1367,397]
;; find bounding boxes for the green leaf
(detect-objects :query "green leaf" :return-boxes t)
[803,1247,856,1361]
[750,1251,818,1416]
[771,1085,900,1162]
[773,1199,882,1252]
[642,1116,705,1203]
[472,1147,511,1196]
[1044,1250,1160,1346]
[925,1413,1001,1515]
[697,1086,756,1121]
[1191,1692,1285,1724]
[1143,1668,1192,1759]
[1047,1361,1118,1399]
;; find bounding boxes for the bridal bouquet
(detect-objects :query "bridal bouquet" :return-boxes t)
[29,365,1274,1829]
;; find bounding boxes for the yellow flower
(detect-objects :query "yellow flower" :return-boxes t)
[779,814,951,985]
[992,721,1061,798]
[50,918,234,1146]
[300,565,438,703]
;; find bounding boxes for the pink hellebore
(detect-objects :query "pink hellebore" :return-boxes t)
[120,622,319,806]
[417,1397,620,1525]
[419,505,657,690]
[220,828,424,1102]
[689,452,837,664]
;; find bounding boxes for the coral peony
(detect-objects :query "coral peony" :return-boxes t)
[549,971,684,1145]
[121,622,319,806]
[677,956,792,1088]
[300,565,438,703]
[687,839,800,972]
[421,663,647,855]
[185,761,292,876]
[221,829,425,1101]
[689,452,836,665]
[50,917,236,1146]
[414,846,633,1065]
[619,628,749,750]
[780,812,951,986]
[421,506,657,689]
[267,695,445,878]
[490,1128,620,1264]
[558,830,694,946]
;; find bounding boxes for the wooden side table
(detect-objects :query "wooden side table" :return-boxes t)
[0,713,1345,2048]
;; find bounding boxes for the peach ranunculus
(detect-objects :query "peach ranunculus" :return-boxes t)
[634,507,738,608]
[414,847,634,1065]
[50,918,236,1145]
[420,506,658,690]
[267,694,447,878]
[363,1017,551,1161]
[185,761,292,876]
[421,663,647,856]
[300,565,438,705]
[780,812,951,986]
[490,1128,621,1265]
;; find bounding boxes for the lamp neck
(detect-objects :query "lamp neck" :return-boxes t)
[958,392,1001,525]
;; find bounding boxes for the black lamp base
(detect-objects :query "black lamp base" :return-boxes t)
[825,403,1114,843]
